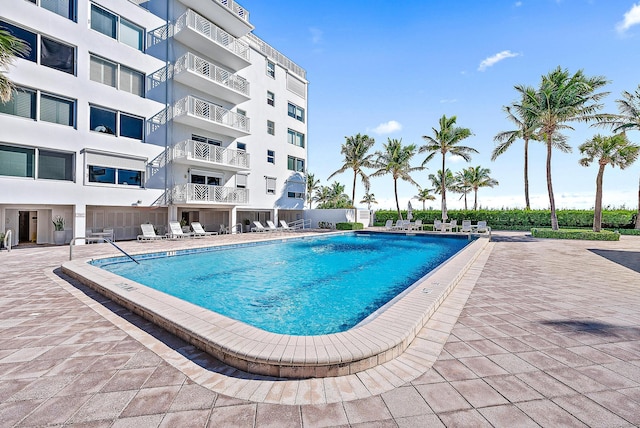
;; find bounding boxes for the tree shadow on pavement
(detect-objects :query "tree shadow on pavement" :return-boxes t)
[589,249,640,274]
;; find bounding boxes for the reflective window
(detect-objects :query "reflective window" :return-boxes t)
[88,165,116,184]
[38,150,73,181]
[118,169,142,186]
[0,87,36,119]
[89,106,116,134]
[287,102,305,122]
[0,144,34,178]
[287,129,305,148]
[119,65,144,96]
[287,155,305,172]
[0,21,37,62]
[89,55,116,87]
[267,150,275,164]
[90,5,117,38]
[90,4,144,51]
[266,61,275,78]
[267,120,275,136]
[40,36,75,74]
[120,114,144,140]
[40,94,74,126]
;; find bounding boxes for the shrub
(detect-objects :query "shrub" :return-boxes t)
[336,222,363,230]
[531,228,620,241]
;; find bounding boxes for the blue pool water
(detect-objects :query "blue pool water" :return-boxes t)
[93,232,470,335]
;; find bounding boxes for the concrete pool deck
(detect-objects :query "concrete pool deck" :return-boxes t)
[1,230,640,426]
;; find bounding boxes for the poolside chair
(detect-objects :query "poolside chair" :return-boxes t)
[191,222,217,237]
[219,224,229,234]
[476,221,491,233]
[280,220,295,232]
[266,220,282,232]
[444,219,457,232]
[251,221,269,232]
[433,219,443,232]
[137,224,165,241]
[167,221,192,239]
[383,219,394,230]
[390,219,403,230]
[411,219,423,231]
[460,220,472,233]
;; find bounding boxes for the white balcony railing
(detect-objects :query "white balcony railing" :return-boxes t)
[172,183,249,204]
[174,96,250,133]
[173,139,250,169]
[245,33,306,79]
[174,52,249,96]
[216,0,249,22]
[176,10,250,61]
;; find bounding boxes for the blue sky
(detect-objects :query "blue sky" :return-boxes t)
[248,1,640,210]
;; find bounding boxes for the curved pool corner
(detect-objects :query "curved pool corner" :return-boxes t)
[61,234,490,378]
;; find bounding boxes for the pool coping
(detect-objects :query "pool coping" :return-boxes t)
[61,232,490,378]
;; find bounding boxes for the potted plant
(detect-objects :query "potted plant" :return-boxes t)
[180,218,190,233]
[52,215,66,245]
[243,218,251,233]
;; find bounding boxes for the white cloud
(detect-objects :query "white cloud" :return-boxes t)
[439,98,458,104]
[309,27,323,44]
[477,50,520,71]
[616,3,640,34]
[371,120,403,135]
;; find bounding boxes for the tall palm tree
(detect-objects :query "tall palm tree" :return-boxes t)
[516,67,609,230]
[420,115,476,220]
[328,133,376,208]
[427,169,456,204]
[578,134,640,232]
[305,173,320,209]
[467,166,499,210]
[415,188,436,210]
[595,85,640,228]
[0,29,30,103]
[371,138,423,220]
[313,185,331,208]
[360,192,378,210]
[492,99,540,209]
[454,168,474,210]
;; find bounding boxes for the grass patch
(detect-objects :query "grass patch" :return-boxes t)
[531,228,620,241]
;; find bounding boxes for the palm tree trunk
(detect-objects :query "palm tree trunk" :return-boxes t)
[394,178,402,220]
[546,138,559,230]
[352,170,357,208]
[474,189,478,210]
[524,138,530,210]
[422,201,426,210]
[441,153,447,220]
[464,194,468,210]
[593,164,605,232]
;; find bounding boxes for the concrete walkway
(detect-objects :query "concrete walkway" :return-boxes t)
[1,231,639,427]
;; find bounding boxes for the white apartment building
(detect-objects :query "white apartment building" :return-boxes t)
[0,0,308,246]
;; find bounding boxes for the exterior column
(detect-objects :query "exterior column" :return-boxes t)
[273,208,279,224]
[73,204,87,245]
[168,205,178,222]
[230,206,237,233]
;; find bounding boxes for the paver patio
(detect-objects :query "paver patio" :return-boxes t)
[1,231,639,427]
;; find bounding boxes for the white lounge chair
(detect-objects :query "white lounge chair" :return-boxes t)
[137,224,165,241]
[390,219,404,230]
[411,219,423,231]
[444,219,458,232]
[433,219,443,232]
[266,220,282,232]
[219,224,229,234]
[383,219,394,230]
[461,220,472,233]
[191,222,217,237]
[251,221,269,232]
[280,220,294,232]
[476,221,491,233]
[167,221,191,239]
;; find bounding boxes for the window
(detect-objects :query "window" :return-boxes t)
[287,129,305,148]
[287,191,304,199]
[287,102,305,122]
[266,60,275,78]
[118,169,142,186]
[287,155,305,172]
[267,120,275,136]
[0,87,36,119]
[237,108,246,116]
[28,0,76,20]
[0,144,34,178]
[191,172,221,186]
[90,54,144,96]
[267,150,275,164]
[90,106,144,139]
[267,91,275,106]
[40,36,75,74]
[38,150,74,181]
[265,176,276,194]
[0,21,37,62]
[237,142,246,151]
[236,173,247,188]
[90,4,144,51]
[88,165,143,186]
[40,94,74,126]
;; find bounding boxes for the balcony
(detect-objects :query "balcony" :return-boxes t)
[177,0,253,37]
[171,183,249,205]
[174,10,250,72]
[171,139,250,172]
[173,96,250,137]
[174,53,250,104]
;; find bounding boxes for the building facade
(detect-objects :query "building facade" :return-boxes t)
[0,0,308,245]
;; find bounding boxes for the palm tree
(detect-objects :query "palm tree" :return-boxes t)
[360,192,378,210]
[595,85,640,228]
[305,173,320,209]
[578,134,640,232]
[467,166,499,210]
[371,138,423,220]
[313,185,331,208]
[454,168,474,210]
[1,29,30,103]
[492,100,540,209]
[516,66,609,230]
[415,188,436,210]
[328,134,376,208]
[420,115,476,220]
[427,169,456,199]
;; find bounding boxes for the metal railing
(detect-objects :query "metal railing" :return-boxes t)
[176,10,250,61]
[2,230,12,252]
[172,140,250,169]
[69,237,139,264]
[174,96,250,133]
[174,52,249,96]
[287,218,311,230]
[245,33,306,79]
[215,0,250,22]
[171,184,249,204]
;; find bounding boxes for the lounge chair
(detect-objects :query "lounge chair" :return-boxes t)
[251,221,269,232]
[476,221,491,233]
[137,224,165,241]
[167,221,192,239]
[390,219,404,230]
[266,220,282,232]
[460,220,472,233]
[433,219,443,232]
[383,219,394,230]
[280,220,295,232]
[410,219,423,231]
[444,219,458,232]
[219,224,229,234]
[191,222,217,237]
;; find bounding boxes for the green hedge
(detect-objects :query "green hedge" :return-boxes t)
[374,209,637,230]
[336,222,364,230]
[531,228,620,241]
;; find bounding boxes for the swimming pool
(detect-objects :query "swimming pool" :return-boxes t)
[92,233,469,335]
[63,231,489,377]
